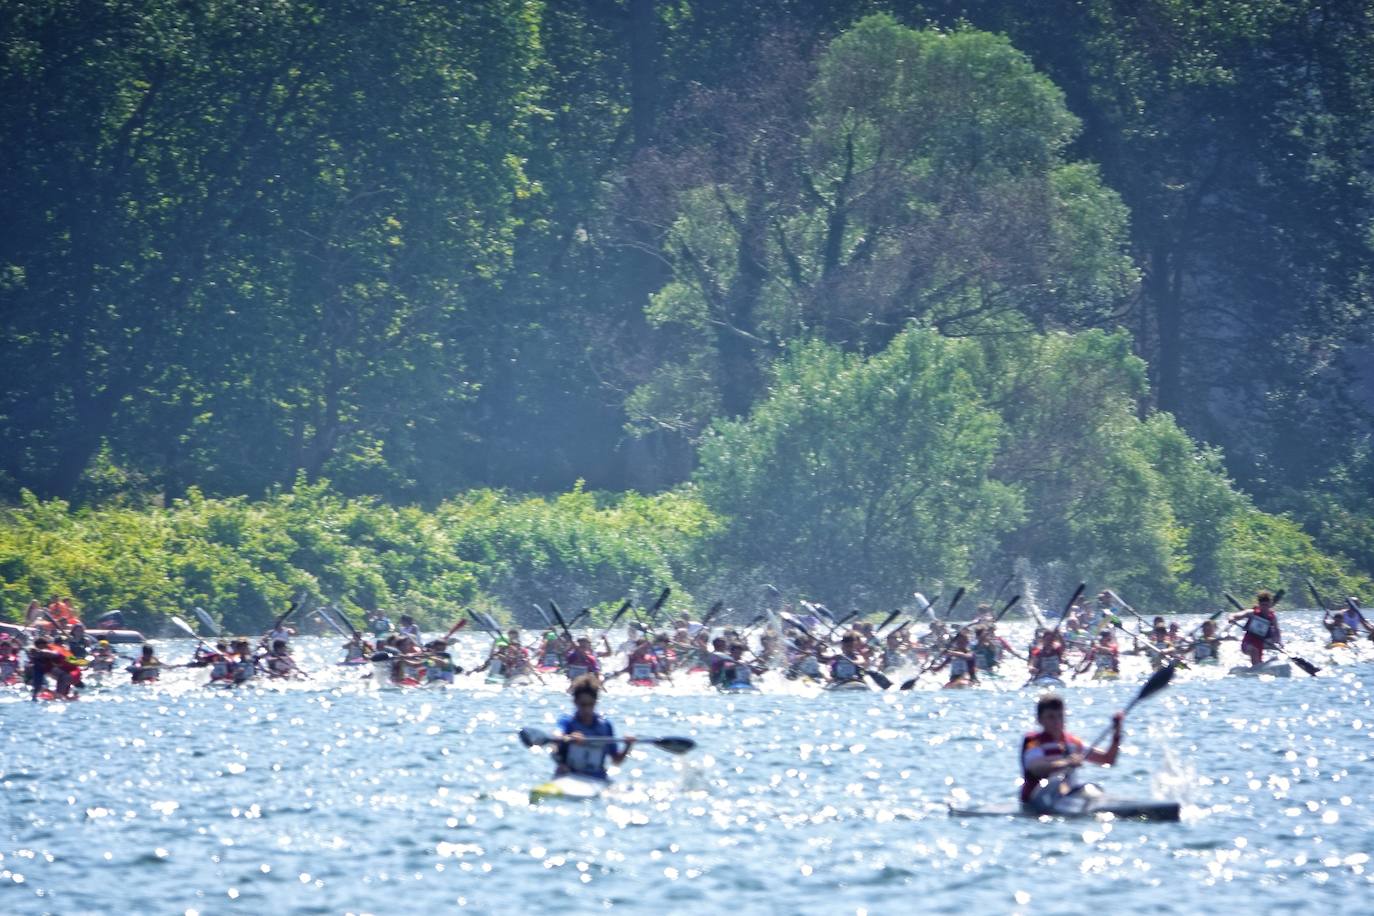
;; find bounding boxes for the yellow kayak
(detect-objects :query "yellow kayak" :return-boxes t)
[529,774,609,803]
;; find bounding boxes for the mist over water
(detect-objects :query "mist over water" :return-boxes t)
[4,614,1372,915]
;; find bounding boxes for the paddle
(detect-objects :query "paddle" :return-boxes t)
[518,726,696,755]
[193,607,221,636]
[900,594,1021,690]
[327,602,363,639]
[566,607,592,629]
[548,601,576,642]
[314,605,351,638]
[912,592,936,622]
[1050,583,1086,634]
[781,611,891,689]
[1082,662,1176,756]
[600,600,634,639]
[532,603,555,632]
[875,609,903,635]
[170,615,217,654]
[272,594,302,632]
[698,600,725,631]
[645,587,672,625]
[1224,592,1318,676]
[942,587,967,621]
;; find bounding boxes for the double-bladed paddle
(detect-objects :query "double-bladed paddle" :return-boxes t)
[1081,662,1176,758]
[900,594,1020,690]
[518,726,696,755]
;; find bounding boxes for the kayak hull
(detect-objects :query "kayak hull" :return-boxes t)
[530,774,608,803]
[717,683,760,694]
[1228,661,1291,678]
[825,679,872,692]
[1028,676,1066,689]
[948,799,1180,822]
[0,622,146,644]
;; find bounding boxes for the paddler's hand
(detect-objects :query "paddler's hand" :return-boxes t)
[1111,711,1125,735]
[567,731,586,744]
[622,736,637,748]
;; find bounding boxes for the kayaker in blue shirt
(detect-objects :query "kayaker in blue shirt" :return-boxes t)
[552,677,636,781]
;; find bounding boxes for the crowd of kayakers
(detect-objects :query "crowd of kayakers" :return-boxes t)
[5,584,1372,701]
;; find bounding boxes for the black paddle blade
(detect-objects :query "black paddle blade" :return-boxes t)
[899,675,918,691]
[876,609,902,633]
[1223,592,1245,612]
[1273,588,1285,605]
[996,595,1021,620]
[607,600,632,628]
[700,600,724,628]
[1307,578,1328,610]
[866,669,893,690]
[944,587,966,618]
[1290,655,1321,676]
[1133,662,1176,708]
[651,736,696,754]
[649,587,672,616]
[1064,582,1086,613]
[518,727,551,748]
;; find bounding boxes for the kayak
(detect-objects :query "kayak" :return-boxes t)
[948,798,1180,822]
[1028,676,1066,689]
[717,682,760,694]
[628,678,659,688]
[1092,669,1120,681]
[0,622,146,645]
[529,774,608,803]
[1228,660,1291,678]
[942,677,976,690]
[825,679,872,692]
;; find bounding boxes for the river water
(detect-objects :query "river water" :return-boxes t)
[3,613,1371,915]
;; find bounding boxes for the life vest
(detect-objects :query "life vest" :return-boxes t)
[1033,650,1062,677]
[1245,611,1273,639]
[832,658,859,681]
[1020,730,1085,803]
[949,655,971,678]
[630,661,656,681]
[1093,648,1119,672]
[1193,639,1217,661]
[725,662,752,686]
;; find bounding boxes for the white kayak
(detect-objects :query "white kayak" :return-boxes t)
[825,678,872,692]
[529,774,609,803]
[1228,660,1291,678]
[1028,676,1066,689]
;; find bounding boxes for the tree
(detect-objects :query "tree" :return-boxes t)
[623,14,1136,445]
[694,328,1022,606]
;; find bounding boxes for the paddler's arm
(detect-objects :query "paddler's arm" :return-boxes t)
[1085,712,1124,766]
[610,735,637,764]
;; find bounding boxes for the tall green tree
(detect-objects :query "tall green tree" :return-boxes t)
[623,15,1136,443]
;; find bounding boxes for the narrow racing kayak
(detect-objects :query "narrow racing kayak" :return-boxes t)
[1228,659,1291,678]
[717,682,761,694]
[1028,675,1066,689]
[529,774,609,803]
[825,678,872,692]
[948,798,1180,822]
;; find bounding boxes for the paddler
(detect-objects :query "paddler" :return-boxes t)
[1229,590,1280,667]
[549,676,636,782]
[1186,620,1222,664]
[827,633,866,685]
[1021,694,1123,814]
[1074,629,1120,679]
[1324,607,1358,646]
[563,636,603,681]
[423,639,458,684]
[1027,629,1067,682]
[127,644,162,684]
[0,635,20,684]
[342,632,372,663]
[26,636,75,699]
[931,629,978,687]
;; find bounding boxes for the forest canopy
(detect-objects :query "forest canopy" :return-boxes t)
[2,4,1372,623]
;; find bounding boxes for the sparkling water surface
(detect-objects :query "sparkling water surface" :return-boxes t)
[3,614,1372,915]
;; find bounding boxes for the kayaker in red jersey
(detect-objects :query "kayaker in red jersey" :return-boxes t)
[1020,694,1123,814]
[1229,590,1280,666]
